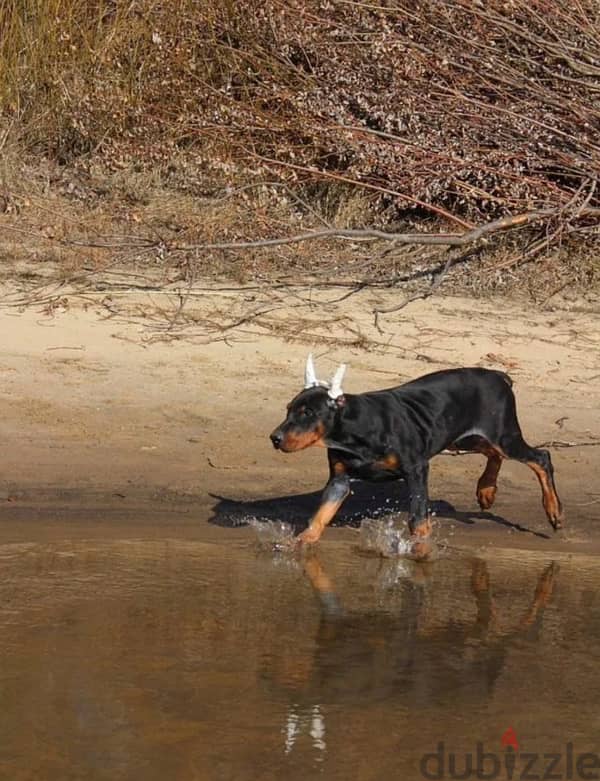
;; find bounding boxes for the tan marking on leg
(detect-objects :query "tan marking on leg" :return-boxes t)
[409,517,433,560]
[412,517,433,539]
[297,498,345,545]
[477,451,503,510]
[527,461,564,529]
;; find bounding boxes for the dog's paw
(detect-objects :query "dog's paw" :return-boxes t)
[477,485,497,510]
[296,526,323,546]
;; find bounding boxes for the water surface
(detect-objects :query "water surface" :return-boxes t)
[0,535,599,780]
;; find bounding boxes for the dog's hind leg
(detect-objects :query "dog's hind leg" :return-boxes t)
[499,434,563,531]
[451,435,504,512]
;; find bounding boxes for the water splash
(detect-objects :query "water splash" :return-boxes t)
[248,518,296,552]
[360,516,442,559]
[360,517,414,557]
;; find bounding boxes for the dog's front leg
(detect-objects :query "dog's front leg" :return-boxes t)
[297,474,350,545]
[406,462,432,538]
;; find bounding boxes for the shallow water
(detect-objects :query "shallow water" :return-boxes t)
[1,534,600,780]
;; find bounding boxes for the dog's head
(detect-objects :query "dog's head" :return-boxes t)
[270,354,346,453]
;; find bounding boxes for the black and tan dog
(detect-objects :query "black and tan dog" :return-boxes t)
[270,355,563,550]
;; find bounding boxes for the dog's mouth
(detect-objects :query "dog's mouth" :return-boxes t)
[271,436,299,453]
[270,426,325,452]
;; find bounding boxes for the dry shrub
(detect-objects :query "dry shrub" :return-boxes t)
[1,0,600,228]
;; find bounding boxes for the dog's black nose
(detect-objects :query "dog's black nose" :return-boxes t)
[270,431,283,449]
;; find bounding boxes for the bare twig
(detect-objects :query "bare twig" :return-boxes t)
[215,180,333,228]
[165,273,194,333]
[373,251,455,330]
[248,151,475,229]
[536,440,600,449]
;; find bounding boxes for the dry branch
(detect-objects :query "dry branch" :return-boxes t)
[176,206,600,253]
[248,152,474,229]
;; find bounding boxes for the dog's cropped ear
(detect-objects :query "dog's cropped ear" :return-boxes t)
[304,353,319,388]
[327,363,346,400]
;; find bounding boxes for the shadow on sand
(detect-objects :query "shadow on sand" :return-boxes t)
[208,481,551,539]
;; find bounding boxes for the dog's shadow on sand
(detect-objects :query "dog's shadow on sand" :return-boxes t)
[208,482,550,539]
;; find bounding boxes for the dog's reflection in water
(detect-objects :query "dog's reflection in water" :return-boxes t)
[268,555,558,759]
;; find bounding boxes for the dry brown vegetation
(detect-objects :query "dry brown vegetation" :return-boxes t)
[1,0,600,301]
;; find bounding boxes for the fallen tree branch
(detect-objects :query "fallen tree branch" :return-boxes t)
[3,204,598,260]
[175,206,600,253]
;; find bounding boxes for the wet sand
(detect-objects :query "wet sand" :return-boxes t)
[0,290,599,778]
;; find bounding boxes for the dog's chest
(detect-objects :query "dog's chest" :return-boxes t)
[329,444,404,481]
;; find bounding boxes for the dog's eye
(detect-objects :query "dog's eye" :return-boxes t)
[300,408,313,418]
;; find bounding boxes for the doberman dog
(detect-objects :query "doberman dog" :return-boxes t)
[270,355,563,551]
